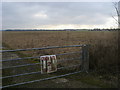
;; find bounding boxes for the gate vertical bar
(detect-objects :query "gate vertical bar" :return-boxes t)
[81,45,89,72]
[85,45,89,72]
[81,45,85,71]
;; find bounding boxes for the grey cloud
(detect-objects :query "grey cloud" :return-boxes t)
[2,2,114,29]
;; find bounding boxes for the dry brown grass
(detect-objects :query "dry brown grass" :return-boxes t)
[2,31,117,50]
[2,31,118,73]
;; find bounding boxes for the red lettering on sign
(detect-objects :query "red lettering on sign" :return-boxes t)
[47,62,52,66]
[41,57,44,60]
[45,57,49,60]
[52,56,55,60]
[50,56,55,60]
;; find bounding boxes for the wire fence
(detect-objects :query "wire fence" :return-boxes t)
[1,44,89,88]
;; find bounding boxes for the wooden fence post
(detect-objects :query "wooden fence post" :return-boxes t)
[82,44,89,72]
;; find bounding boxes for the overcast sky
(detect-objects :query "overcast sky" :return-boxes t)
[2,2,118,29]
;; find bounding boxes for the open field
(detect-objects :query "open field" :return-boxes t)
[2,31,119,73]
[2,31,119,88]
[2,31,118,70]
[2,31,118,48]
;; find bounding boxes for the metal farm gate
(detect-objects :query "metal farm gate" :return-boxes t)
[0,44,89,88]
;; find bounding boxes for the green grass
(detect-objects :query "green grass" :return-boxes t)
[65,72,118,88]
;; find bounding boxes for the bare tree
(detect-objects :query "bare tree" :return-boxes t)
[112,1,120,29]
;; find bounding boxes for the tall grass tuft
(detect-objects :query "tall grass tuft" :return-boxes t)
[89,32,118,74]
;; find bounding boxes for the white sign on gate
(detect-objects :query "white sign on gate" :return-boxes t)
[40,55,57,74]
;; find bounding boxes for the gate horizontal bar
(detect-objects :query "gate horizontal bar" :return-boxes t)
[1,70,82,88]
[1,64,81,79]
[0,45,85,53]
[1,51,82,62]
[1,57,81,69]
[1,71,41,79]
[58,57,82,62]
[1,63,40,69]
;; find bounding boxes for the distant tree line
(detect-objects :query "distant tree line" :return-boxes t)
[89,28,119,31]
[3,28,119,31]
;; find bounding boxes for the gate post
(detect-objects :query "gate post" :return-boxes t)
[81,44,89,72]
